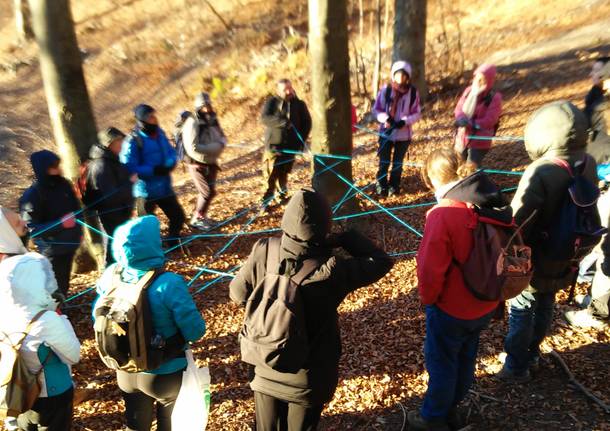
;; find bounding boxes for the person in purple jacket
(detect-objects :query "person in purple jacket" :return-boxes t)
[372,60,422,196]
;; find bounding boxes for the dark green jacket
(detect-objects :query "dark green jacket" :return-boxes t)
[512,101,599,292]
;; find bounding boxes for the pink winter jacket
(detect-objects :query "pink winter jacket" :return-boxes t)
[454,64,503,150]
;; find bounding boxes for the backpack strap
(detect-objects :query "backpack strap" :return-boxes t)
[550,158,574,177]
[266,237,282,274]
[14,310,48,352]
[112,265,165,291]
[291,259,321,286]
[483,90,495,107]
[265,237,321,285]
[384,84,418,114]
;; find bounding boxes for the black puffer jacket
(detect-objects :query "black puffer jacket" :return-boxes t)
[86,144,133,225]
[261,95,312,153]
[229,189,393,406]
[512,101,599,292]
[19,150,82,256]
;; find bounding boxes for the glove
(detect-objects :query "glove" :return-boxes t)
[395,120,406,129]
[153,165,171,176]
[455,117,470,128]
[61,213,76,229]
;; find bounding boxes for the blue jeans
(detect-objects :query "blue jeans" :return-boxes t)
[504,290,556,374]
[376,139,410,190]
[421,306,493,421]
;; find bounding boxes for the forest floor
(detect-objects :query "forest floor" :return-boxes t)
[1,0,610,430]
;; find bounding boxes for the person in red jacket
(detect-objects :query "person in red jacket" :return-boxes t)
[454,64,503,168]
[408,147,510,431]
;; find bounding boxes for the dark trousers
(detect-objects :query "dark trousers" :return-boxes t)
[99,214,131,267]
[47,252,76,296]
[421,305,493,421]
[460,148,489,169]
[504,289,555,374]
[116,370,183,431]
[187,163,219,219]
[254,392,323,431]
[17,387,74,431]
[262,151,295,203]
[376,139,410,190]
[136,195,185,239]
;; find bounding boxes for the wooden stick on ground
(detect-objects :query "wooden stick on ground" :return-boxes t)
[550,350,610,414]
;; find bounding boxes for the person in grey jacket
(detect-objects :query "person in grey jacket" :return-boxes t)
[181,93,226,231]
[499,101,599,382]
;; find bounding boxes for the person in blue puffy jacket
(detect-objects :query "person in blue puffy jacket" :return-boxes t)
[120,105,186,244]
[94,216,205,431]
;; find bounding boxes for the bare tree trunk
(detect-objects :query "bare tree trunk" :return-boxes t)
[358,0,364,42]
[372,0,381,98]
[309,0,357,213]
[383,0,391,46]
[393,0,427,100]
[14,0,33,43]
[29,0,104,271]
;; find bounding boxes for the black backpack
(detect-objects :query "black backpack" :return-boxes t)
[94,266,184,373]
[239,238,321,373]
[538,158,606,262]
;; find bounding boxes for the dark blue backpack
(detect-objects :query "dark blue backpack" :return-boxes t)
[539,158,606,262]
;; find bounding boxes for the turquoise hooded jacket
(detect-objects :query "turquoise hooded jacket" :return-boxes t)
[94,216,205,374]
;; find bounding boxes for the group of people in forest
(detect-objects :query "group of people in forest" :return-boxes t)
[0,54,609,431]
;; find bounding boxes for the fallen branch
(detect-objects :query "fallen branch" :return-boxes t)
[550,350,610,414]
[469,389,503,403]
[203,0,232,31]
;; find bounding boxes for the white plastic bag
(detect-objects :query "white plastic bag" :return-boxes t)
[171,350,211,430]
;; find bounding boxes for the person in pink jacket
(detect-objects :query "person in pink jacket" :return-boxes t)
[372,61,422,196]
[454,64,503,168]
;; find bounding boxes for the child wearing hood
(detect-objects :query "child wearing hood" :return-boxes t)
[19,151,83,296]
[372,60,422,197]
[409,148,507,430]
[0,254,81,430]
[230,188,393,430]
[454,64,503,168]
[93,216,206,431]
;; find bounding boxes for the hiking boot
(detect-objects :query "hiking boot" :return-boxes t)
[407,411,450,431]
[564,309,608,329]
[375,184,388,197]
[496,366,531,383]
[388,186,401,196]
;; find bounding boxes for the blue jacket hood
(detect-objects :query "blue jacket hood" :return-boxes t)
[30,150,60,182]
[112,216,165,271]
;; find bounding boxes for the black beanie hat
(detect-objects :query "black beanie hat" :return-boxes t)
[134,104,155,122]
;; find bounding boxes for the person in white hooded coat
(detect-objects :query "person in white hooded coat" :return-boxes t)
[0,254,81,430]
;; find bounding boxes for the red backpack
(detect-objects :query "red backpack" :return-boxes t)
[457,212,533,302]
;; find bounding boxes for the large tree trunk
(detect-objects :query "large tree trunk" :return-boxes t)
[393,0,427,99]
[371,0,381,98]
[29,0,104,271]
[308,0,357,214]
[14,0,34,43]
